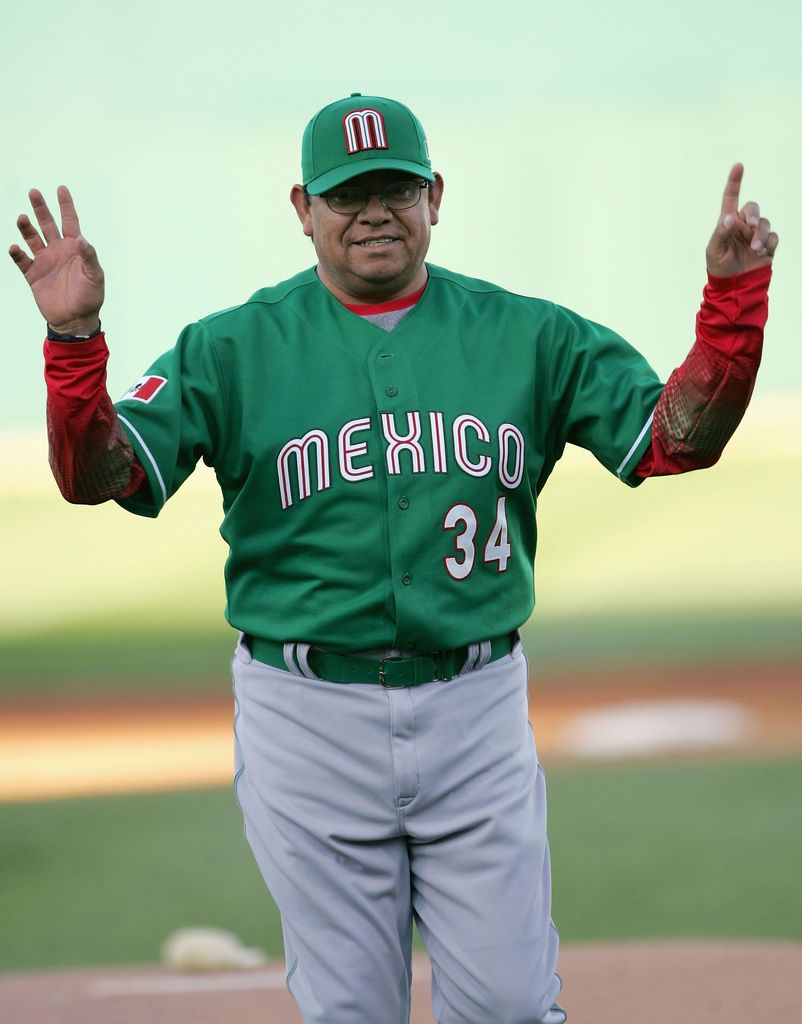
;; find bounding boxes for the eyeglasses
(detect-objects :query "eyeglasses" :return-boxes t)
[316,180,430,215]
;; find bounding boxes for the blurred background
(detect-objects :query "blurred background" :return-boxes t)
[1,0,800,973]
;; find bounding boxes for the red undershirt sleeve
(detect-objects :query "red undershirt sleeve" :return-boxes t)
[44,334,147,503]
[635,265,771,478]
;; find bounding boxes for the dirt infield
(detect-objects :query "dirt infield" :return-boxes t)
[2,942,800,1023]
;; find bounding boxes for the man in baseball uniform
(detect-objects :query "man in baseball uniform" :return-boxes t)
[10,93,776,1023]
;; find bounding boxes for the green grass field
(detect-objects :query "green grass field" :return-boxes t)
[1,758,800,972]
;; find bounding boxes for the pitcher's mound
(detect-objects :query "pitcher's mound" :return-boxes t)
[0,940,799,1023]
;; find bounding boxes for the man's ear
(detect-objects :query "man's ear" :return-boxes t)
[428,172,444,227]
[290,184,314,238]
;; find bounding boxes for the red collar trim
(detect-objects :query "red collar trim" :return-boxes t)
[343,282,427,316]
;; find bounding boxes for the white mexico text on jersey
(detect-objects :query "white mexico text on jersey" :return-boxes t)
[277,409,525,510]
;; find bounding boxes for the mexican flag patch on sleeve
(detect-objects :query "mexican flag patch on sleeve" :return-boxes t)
[121,375,168,403]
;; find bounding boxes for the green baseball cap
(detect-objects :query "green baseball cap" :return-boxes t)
[302,93,434,195]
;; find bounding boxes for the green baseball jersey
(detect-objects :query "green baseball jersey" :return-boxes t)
[115,264,663,652]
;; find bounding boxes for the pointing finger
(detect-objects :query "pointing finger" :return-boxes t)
[720,163,744,219]
[28,188,62,243]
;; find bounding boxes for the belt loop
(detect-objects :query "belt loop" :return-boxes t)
[283,642,304,676]
[476,639,492,671]
[295,643,319,680]
[459,642,479,676]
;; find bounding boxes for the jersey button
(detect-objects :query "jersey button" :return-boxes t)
[398,496,409,510]
[401,572,413,586]
[385,386,398,397]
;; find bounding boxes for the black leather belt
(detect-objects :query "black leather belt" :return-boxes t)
[244,633,517,687]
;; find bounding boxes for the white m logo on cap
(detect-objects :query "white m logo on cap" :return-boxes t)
[342,108,388,154]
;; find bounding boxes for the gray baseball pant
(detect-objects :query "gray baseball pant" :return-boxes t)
[232,636,564,1023]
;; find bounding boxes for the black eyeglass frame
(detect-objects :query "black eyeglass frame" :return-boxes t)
[306,180,431,215]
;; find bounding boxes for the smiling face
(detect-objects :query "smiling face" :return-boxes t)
[290,169,444,305]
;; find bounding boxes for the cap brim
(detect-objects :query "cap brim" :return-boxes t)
[306,158,435,195]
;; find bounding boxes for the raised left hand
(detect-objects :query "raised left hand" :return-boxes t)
[9,185,104,335]
[706,164,778,277]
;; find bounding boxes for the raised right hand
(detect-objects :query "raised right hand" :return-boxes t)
[706,163,778,278]
[9,186,104,335]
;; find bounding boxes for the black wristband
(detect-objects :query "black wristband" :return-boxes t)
[47,322,103,341]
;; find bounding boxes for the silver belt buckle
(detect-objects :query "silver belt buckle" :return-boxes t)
[379,656,407,688]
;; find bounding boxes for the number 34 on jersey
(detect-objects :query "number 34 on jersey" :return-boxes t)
[443,497,510,581]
